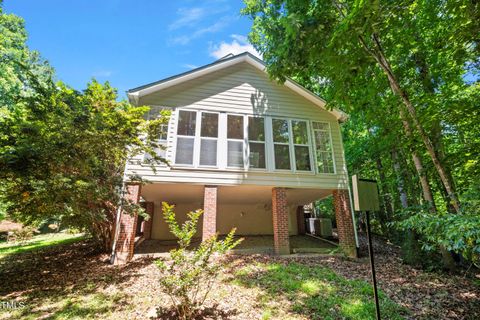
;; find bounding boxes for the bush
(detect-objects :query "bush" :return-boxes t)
[395,207,480,268]
[7,226,37,244]
[155,202,242,319]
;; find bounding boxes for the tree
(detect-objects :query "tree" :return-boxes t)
[243,0,479,212]
[242,0,479,268]
[0,5,167,250]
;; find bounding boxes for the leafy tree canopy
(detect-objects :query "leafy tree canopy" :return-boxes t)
[0,5,167,249]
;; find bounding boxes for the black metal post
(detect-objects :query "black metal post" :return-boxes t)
[365,210,381,320]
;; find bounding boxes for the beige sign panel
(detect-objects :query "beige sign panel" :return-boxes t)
[352,175,380,212]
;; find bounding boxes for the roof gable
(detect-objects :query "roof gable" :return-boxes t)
[127,52,347,121]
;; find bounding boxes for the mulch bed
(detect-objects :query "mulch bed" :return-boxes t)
[0,235,478,319]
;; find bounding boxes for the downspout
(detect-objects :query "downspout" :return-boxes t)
[110,161,128,264]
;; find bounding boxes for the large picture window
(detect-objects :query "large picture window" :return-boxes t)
[172,110,331,173]
[312,122,335,173]
[248,117,265,169]
[227,115,244,167]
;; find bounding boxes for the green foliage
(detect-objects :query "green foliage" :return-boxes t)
[7,226,36,244]
[155,202,242,319]
[234,262,408,319]
[314,196,335,220]
[243,0,479,267]
[396,207,480,268]
[0,5,168,251]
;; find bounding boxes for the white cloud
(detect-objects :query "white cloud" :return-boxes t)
[209,34,261,59]
[182,64,199,69]
[92,70,112,77]
[171,16,231,45]
[169,7,205,30]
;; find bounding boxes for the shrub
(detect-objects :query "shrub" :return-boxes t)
[7,226,37,244]
[396,207,480,268]
[155,202,242,319]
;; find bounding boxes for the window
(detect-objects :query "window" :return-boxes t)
[175,110,196,165]
[312,122,335,173]
[227,115,244,167]
[144,108,169,163]
[292,120,311,171]
[272,118,291,170]
[199,113,218,166]
[248,117,265,169]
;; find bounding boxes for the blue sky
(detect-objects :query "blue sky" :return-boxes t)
[4,0,259,98]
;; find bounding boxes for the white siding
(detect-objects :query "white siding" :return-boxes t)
[126,62,349,189]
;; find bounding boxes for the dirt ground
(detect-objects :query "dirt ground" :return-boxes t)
[0,234,478,319]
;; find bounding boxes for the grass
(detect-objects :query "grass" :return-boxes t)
[0,232,85,257]
[233,262,409,320]
[3,284,127,320]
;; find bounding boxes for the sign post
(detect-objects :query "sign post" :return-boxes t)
[352,175,381,320]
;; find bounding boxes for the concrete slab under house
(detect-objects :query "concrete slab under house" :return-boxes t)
[111,52,359,264]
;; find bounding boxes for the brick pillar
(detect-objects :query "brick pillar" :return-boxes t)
[143,202,154,240]
[114,183,141,264]
[272,188,290,255]
[296,206,306,235]
[202,185,217,241]
[333,189,357,258]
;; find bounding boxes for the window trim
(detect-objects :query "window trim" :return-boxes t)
[198,111,220,168]
[291,119,314,173]
[143,106,170,165]
[171,108,335,175]
[226,113,247,170]
[271,117,293,172]
[246,116,267,171]
[310,121,337,174]
[271,117,315,173]
[173,109,198,167]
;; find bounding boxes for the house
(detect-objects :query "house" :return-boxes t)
[111,52,358,264]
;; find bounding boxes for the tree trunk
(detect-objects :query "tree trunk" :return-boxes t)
[398,108,436,211]
[431,120,457,213]
[375,157,393,232]
[357,32,461,212]
[391,149,409,208]
[373,34,460,212]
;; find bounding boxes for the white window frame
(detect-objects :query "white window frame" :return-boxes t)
[270,117,315,173]
[271,117,293,172]
[170,109,335,174]
[311,121,337,174]
[291,119,314,173]
[226,113,248,170]
[173,108,198,167]
[198,111,220,168]
[246,116,267,171]
[143,106,170,165]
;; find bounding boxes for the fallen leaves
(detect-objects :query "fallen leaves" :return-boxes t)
[0,234,478,319]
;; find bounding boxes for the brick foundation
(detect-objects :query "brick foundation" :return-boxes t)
[143,202,154,240]
[333,189,357,258]
[113,183,141,264]
[272,188,290,255]
[202,185,217,241]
